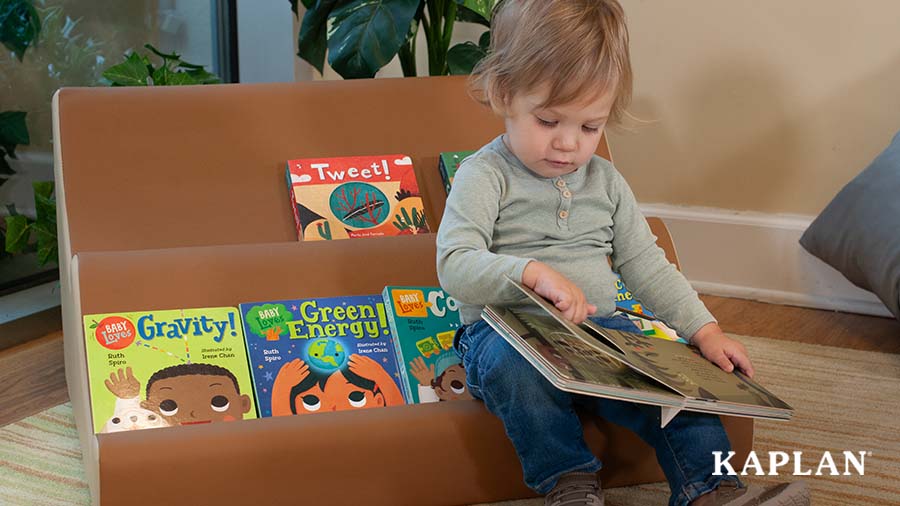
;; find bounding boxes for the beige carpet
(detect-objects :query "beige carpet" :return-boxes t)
[1,334,898,506]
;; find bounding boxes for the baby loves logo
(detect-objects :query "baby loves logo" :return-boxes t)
[93,316,137,350]
[392,289,429,318]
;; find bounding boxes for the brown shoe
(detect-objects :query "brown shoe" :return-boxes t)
[691,480,810,506]
[544,472,603,506]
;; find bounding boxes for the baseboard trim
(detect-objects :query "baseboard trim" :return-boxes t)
[640,203,893,318]
[691,281,892,318]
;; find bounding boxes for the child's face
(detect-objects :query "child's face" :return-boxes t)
[503,84,615,178]
[142,374,251,425]
[292,372,384,413]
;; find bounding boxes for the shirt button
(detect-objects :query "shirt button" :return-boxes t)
[555,179,566,188]
[562,190,572,199]
[559,210,569,219]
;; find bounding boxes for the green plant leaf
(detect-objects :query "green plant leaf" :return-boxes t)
[164,71,197,86]
[0,0,41,60]
[0,110,29,146]
[151,65,171,85]
[102,51,152,86]
[327,0,419,79]
[32,179,52,199]
[186,68,222,84]
[297,0,342,75]
[33,180,54,224]
[289,0,316,16]
[4,214,29,253]
[479,28,490,49]
[455,0,493,24]
[182,66,221,84]
[144,42,180,61]
[447,40,486,75]
[32,220,57,265]
[37,241,57,265]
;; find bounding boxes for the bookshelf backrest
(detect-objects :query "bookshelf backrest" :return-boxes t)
[54,76,610,256]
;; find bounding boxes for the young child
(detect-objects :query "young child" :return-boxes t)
[436,1,810,505]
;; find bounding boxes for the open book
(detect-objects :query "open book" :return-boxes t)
[482,277,793,427]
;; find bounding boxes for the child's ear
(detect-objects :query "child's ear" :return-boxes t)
[240,394,251,414]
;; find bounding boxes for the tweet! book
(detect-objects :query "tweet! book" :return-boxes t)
[239,295,406,417]
[82,307,257,434]
[286,154,429,241]
[382,286,472,403]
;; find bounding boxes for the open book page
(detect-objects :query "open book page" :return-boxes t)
[582,323,792,410]
[484,306,683,405]
[503,276,792,413]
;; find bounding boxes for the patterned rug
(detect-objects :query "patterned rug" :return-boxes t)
[1,334,898,506]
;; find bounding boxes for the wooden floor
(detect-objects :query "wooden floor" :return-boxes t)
[700,294,900,353]
[0,296,898,427]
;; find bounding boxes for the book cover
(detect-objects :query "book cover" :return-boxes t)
[82,307,257,434]
[286,154,429,241]
[239,295,406,417]
[483,277,793,426]
[382,286,472,403]
[614,273,685,343]
[438,150,475,194]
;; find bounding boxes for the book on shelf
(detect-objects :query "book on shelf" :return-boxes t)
[286,154,429,241]
[82,307,258,433]
[613,273,684,343]
[382,286,472,403]
[239,294,407,417]
[438,150,475,194]
[482,277,793,427]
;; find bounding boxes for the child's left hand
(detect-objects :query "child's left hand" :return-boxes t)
[690,323,755,378]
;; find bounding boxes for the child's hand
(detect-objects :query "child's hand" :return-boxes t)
[522,261,597,324]
[409,356,436,386]
[690,323,755,378]
[104,367,141,399]
[275,359,310,386]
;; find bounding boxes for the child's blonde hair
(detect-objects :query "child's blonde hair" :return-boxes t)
[470,0,632,125]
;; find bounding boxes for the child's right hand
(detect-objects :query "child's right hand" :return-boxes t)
[522,261,597,324]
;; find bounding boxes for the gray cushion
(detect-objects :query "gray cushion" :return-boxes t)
[799,130,900,320]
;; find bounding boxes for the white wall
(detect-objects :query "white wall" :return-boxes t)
[237,1,295,83]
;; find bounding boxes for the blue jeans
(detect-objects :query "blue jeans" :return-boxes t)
[455,315,742,506]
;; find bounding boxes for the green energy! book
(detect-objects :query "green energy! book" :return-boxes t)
[482,278,793,427]
[83,307,257,433]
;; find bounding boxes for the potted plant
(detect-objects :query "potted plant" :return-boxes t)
[291,0,497,79]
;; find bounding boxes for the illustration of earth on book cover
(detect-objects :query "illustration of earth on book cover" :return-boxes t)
[382,286,472,403]
[239,295,406,417]
[82,307,257,434]
[286,154,429,241]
